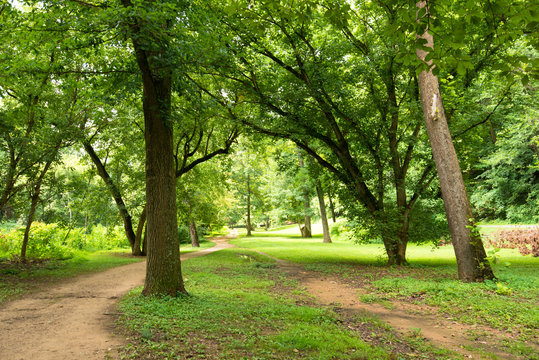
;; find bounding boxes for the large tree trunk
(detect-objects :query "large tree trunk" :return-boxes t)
[21,159,54,259]
[141,82,185,295]
[83,141,137,252]
[416,1,494,282]
[189,220,200,247]
[316,180,332,243]
[246,174,252,236]
[133,205,146,256]
[123,0,186,296]
[382,209,411,265]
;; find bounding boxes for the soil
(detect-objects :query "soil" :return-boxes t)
[0,236,233,360]
[0,235,526,359]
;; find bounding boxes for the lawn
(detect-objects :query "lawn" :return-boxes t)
[118,248,455,359]
[230,225,539,359]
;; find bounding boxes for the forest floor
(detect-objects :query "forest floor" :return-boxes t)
[0,237,232,360]
[1,230,536,359]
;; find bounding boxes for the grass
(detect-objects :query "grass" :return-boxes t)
[181,240,215,254]
[231,226,539,359]
[118,248,454,359]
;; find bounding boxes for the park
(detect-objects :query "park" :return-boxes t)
[0,0,537,359]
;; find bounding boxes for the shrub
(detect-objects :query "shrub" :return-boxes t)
[178,225,190,244]
[488,226,539,257]
[0,222,130,259]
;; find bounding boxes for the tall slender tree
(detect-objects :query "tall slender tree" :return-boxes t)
[415,0,493,281]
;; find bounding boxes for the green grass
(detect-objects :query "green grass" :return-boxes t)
[232,227,539,359]
[181,240,215,254]
[118,248,454,359]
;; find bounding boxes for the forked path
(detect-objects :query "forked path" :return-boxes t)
[0,236,234,360]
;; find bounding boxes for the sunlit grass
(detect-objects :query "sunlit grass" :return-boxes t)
[232,225,539,359]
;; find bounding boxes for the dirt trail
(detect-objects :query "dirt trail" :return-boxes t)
[273,258,517,359]
[0,236,233,360]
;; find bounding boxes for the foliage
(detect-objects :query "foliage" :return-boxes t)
[488,226,539,257]
[0,222,129,259]
[470,119,539,223]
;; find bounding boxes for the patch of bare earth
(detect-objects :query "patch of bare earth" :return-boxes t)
[0,237,233,360]
[274,258,526,360]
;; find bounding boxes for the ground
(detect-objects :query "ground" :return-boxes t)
[0,229,536,359]
[0,238,232,360]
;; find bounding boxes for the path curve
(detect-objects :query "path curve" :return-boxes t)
[271,257,518,359]
[0,235,234,360]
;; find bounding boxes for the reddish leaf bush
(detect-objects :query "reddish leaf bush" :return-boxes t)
[488,226,539,257]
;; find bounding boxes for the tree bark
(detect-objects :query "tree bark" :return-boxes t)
[83,141,137,252]
[246,174,252,236]
[416,1,494,282]
[189,220,200,247]
[316,180,332,243]
[121,0,185,295]
[133,205,146,256]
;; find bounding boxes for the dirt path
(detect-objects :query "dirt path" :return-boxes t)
[0,236,233,360]
[272,257,518,359]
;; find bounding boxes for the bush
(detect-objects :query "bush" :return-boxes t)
[488,226,539,257]
[0,222,130,259]
[178,225,190,244]
[0,223,75,259]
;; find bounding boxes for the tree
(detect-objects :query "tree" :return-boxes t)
[415,0,493,281]
[117,0,186,295]
[296,147,312,238]
[316,179,332,243]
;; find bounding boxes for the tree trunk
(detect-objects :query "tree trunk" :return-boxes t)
[246,174,252,236]
[297,147,312,238]
[189,220,200,247]
[328,193,336,223]
[265,215,269,231]
[141,84,185,295]
[416,1,494,282]
[133,205,146,256]
[316,180,332,243]
[83,141,137,252]
[142,224,147,256]
[122,0,186,295]
[21,159,54,259]
[0,141,18,221]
